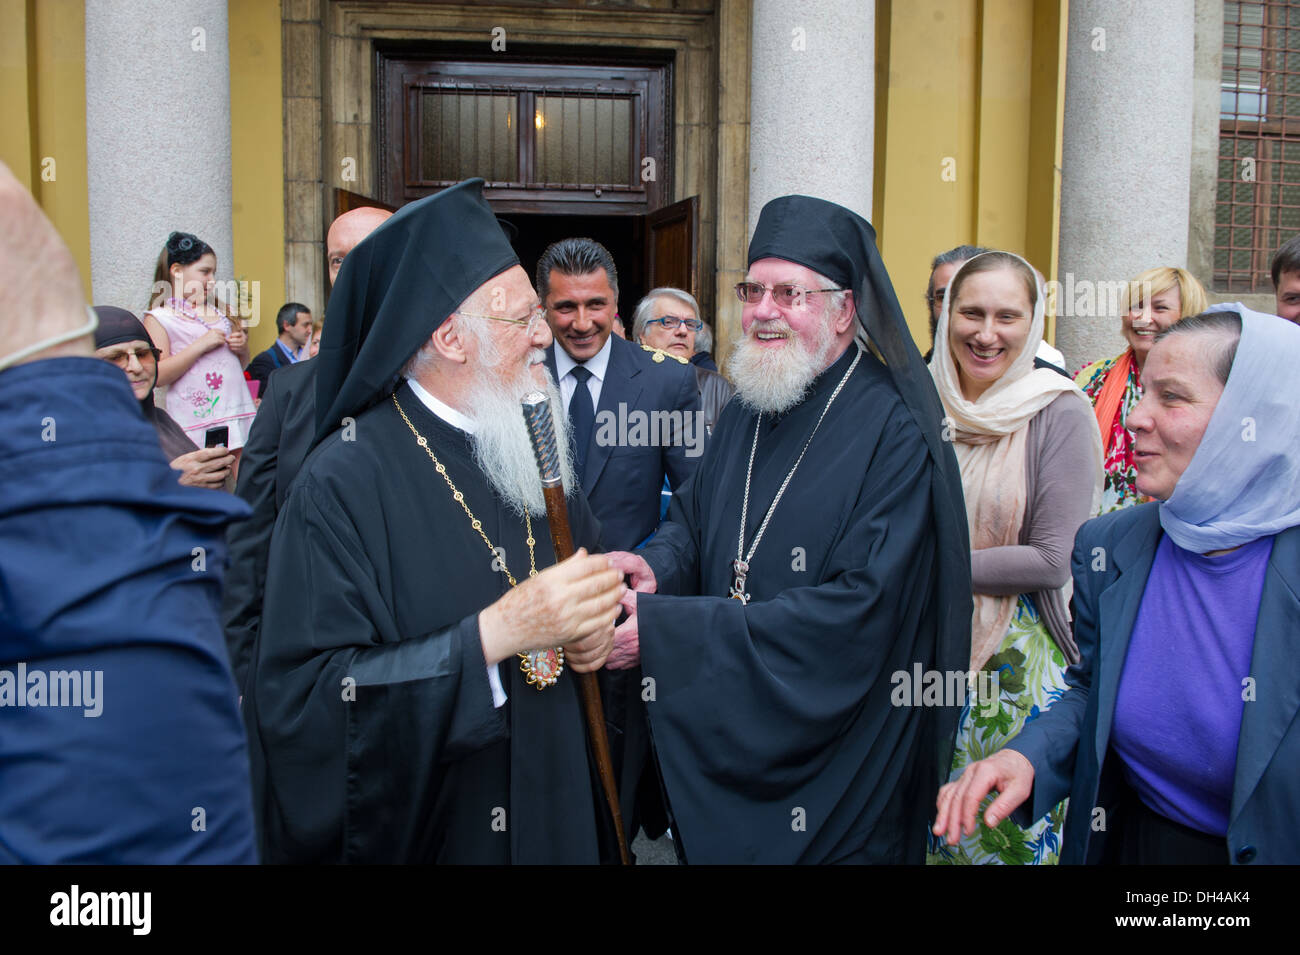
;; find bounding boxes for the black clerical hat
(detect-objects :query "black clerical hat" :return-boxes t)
[748,194,974,792]
[314,178,520,445]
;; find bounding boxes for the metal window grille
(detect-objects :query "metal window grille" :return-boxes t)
[413,82,637,192]
[1216,1,1300,291]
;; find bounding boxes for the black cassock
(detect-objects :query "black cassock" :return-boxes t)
[245,380,603,863]
[637,345,943,863]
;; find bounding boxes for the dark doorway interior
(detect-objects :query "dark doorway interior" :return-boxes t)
[501,213,645,326]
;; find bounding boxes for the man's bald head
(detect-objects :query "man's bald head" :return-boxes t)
[326,206,393,286]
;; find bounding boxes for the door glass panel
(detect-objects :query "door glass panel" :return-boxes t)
[420,91,517,182]
[535,93,633,186]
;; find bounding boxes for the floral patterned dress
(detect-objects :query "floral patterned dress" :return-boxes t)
[148,302,257,450]
[926,597,1069,865]
[1074,353,1144,514]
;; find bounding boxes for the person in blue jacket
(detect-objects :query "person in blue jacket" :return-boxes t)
[0,161,256,863]
[934,306,1300,865]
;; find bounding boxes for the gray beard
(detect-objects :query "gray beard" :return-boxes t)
[464,353,575,518]
[726,317,837,415]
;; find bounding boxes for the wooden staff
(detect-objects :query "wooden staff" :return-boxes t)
[521,393,632,866]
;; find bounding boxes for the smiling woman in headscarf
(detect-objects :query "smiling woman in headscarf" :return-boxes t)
[935,306,1300,864]
[93,305,234,489]
[926,252,1102,865]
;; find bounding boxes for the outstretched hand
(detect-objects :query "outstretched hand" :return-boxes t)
[933,748,1035,845]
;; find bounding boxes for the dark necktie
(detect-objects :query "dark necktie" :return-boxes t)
[569,365,595,484]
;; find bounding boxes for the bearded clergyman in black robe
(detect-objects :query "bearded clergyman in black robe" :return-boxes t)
[606,195,973,864]
[244,179,626,864]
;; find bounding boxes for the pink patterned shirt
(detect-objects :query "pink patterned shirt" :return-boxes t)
[148,303,257,450]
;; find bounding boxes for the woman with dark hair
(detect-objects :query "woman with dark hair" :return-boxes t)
[935,307,1300,864]
[927,251,1102,864]
[142,231,256,457]
[93,305,234,489]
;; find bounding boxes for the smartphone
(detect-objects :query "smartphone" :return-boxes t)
[204,426,229,448]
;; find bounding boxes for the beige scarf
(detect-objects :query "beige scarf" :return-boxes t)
[929,253,1101,672]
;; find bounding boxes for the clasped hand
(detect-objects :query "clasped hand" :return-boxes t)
[602,551,657,671]
[478,549,625,673]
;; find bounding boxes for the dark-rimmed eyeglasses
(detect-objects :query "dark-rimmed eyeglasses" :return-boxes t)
[734,282,842,306]
[99,345,160,367]
[645,316,703,332]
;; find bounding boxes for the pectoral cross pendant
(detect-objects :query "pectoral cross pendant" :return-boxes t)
[729,559,750,605]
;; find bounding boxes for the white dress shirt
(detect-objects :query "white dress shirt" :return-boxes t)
[404,376,508,709]
[554,334,613,413]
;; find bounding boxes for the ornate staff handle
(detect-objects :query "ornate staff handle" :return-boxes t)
[521,393,632,866]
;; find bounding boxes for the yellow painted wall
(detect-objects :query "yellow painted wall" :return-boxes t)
[874,0,1067,346]
[0,0,36,189]
[229,0,287,354]
[0,0,90,293]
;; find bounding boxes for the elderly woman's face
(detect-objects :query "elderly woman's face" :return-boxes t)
[1127,332,1226,501]
[1123,284,1181,368]
[95,339,157,401]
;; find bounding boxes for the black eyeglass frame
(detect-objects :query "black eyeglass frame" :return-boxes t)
[644,316,704,332]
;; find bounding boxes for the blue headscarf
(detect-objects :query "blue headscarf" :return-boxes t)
[1160,304,1300,551]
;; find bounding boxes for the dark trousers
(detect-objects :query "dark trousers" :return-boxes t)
[1114,788,1229,865]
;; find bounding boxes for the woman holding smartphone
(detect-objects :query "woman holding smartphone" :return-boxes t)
[143,231,257,464]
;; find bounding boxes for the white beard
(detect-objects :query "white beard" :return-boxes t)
[463,351,576,518]
[726,315,837,415]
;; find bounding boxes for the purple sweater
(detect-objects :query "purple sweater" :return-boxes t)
[1110,533,1274,836]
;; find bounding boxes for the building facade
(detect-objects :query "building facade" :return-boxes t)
[2,0,1279,371]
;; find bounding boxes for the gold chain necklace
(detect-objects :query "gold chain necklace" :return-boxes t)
[393,393,564,689]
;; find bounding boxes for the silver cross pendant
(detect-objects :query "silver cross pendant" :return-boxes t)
[729,559,750,605]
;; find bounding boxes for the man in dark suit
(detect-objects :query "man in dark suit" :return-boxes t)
[222,206,392,692]
[245,302,312,389]
[538,238,702,852]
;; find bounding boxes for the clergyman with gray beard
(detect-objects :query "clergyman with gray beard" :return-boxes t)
[602,194,972,864]
[244,179,627,864]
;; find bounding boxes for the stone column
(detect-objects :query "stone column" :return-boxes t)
[85,0,233,311]
[748,0,874,228]
[1056,0,1196,370]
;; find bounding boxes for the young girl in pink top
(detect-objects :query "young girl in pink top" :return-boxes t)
[143,232,256,466]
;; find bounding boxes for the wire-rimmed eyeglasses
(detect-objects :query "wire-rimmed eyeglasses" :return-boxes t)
[455,305,547,333]
[734,282,842,306]
[99,344,160,367]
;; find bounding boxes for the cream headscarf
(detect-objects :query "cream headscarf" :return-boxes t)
[930,252,1102,671]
